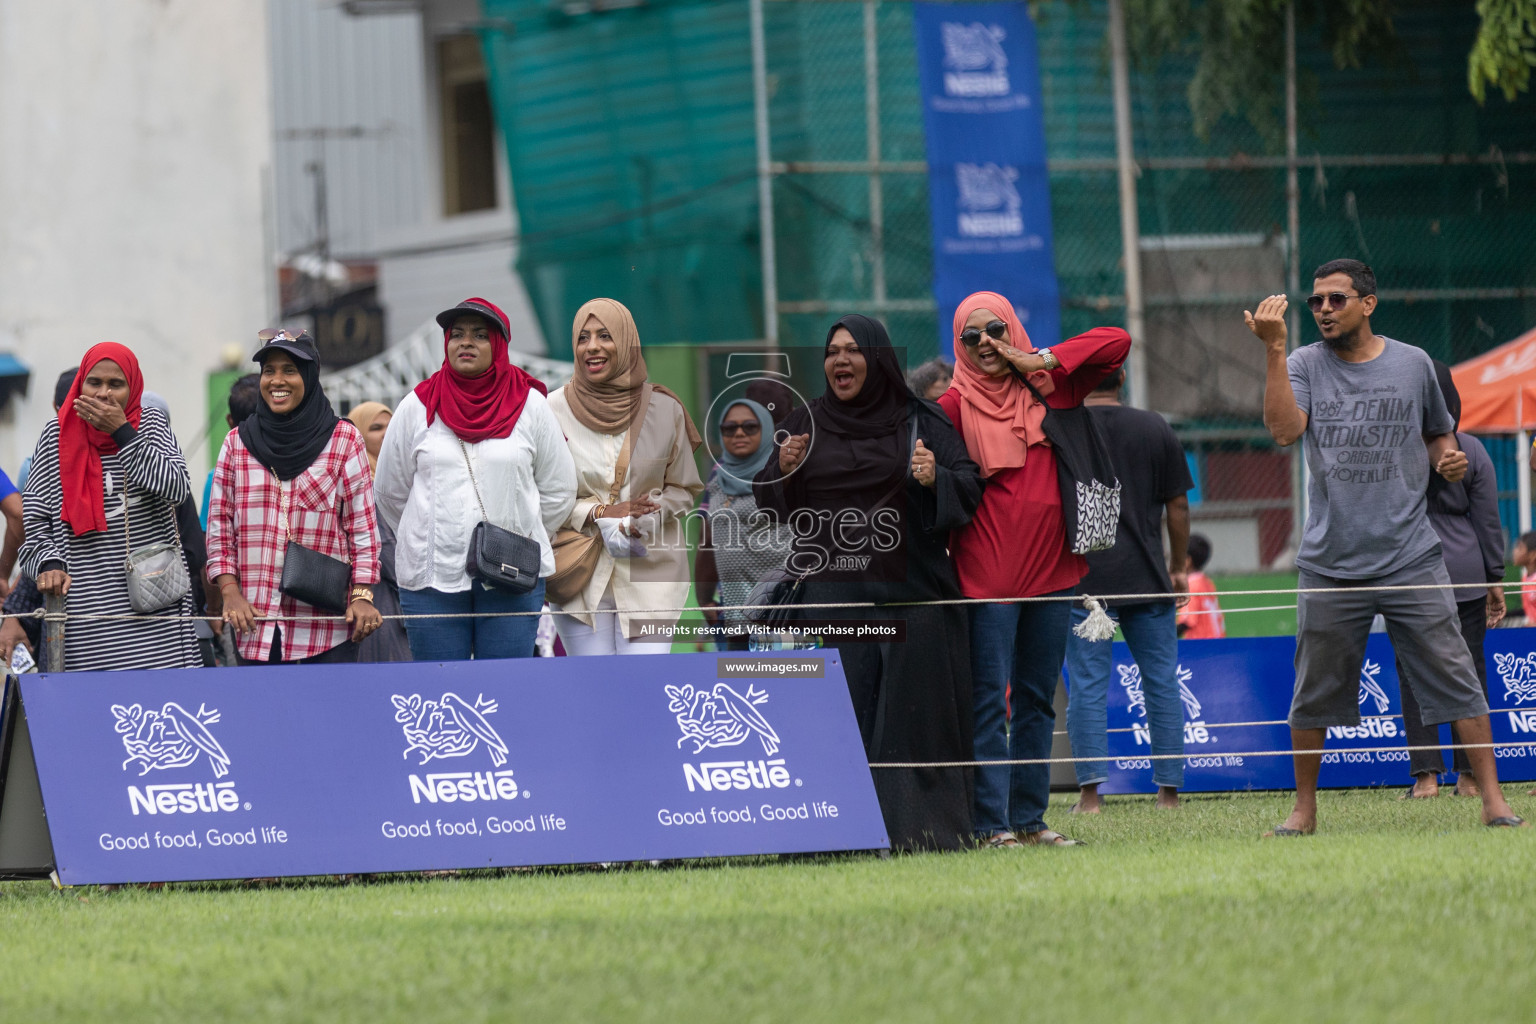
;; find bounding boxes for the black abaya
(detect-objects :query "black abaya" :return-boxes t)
[758,397,984,851]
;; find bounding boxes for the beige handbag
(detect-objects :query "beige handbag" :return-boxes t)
[547,384,651,605]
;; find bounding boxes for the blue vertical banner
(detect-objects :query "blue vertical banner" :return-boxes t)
[913,2,1061,356]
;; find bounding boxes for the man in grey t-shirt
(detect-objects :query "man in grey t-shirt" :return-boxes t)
[1247,258,1524,835]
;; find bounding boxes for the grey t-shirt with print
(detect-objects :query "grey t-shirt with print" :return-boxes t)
[1289,337,1454,579]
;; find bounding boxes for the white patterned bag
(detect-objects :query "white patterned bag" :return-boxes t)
[1020,377,1122,554]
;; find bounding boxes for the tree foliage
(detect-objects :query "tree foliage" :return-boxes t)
[1121,0,1531,146]
[1469,0,1536,102]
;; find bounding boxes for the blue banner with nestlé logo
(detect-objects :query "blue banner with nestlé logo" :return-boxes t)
[16,652,888,884]
[1068,631,1536,794]
[914,1,1061,356]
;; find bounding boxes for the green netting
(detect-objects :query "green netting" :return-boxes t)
[482,0,1535,375]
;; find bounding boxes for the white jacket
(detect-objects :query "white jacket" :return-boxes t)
[374,389,577,593]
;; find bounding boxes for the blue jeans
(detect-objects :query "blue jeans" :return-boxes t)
[970,593,1073,837]
[1065,601,1184,789]
[399,580,546,661]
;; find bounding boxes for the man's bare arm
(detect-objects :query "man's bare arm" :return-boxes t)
[1245,295,1307,446]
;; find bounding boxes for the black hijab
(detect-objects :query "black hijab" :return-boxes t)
[238,354,340,481]
[811,314,910,439]
[1427,358,1468,516]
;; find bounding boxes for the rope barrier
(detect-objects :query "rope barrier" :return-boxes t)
[7,578,1527,623]
[868,739,1536,769]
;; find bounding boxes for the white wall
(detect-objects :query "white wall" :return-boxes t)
[0,0,274,472]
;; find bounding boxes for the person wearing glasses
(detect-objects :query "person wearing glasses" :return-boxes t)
[693,398,791,649]
[1246,257,1524,834]
[935,292,1129,848]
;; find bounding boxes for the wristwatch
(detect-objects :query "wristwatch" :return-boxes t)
[349,587,375,604]
[1037,347,1059,371]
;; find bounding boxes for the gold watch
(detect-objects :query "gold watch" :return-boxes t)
[349,587,375,604]
[1037,347,1059,371]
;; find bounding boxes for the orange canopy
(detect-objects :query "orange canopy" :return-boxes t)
[1452,326,1536,432]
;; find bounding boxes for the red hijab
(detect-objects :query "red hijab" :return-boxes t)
[412,298,546,443]
[949,291,1052,478]
[59,343,144,536]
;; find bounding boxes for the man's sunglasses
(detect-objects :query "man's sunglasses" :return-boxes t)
[258,327,309,343]
[960,320,1008,347]
[720,421,762,436]
[1305,292,1361,313]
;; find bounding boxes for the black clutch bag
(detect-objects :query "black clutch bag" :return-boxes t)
[272,468,353,614]
[460,440,541,595]
[465,521,541,595]
[280,540,352,613]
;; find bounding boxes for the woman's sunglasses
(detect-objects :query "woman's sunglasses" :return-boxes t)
[1305,292,1360,313]
[720,421,761,437]
[960,320,1007,347]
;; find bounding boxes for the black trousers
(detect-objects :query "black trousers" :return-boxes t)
[235,626,360,666]
[1397,596,1488,778]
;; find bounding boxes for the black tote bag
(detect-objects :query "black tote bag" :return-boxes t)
[1022,377,1121,554]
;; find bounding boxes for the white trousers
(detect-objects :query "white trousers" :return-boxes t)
[554,588,672,657]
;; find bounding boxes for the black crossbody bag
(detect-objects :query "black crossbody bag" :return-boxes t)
[460,439,541,595]
[274,470,353,613]
[1020,376,1122,554]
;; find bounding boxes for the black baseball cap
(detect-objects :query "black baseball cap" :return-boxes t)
[435,297,510,337]
[253,328,320,364]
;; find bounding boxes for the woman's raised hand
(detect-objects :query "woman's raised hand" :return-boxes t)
[997,345,1047,376]
[910,439,936,487]
[778,433,810,473]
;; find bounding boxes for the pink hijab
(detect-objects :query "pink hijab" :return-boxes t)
[949,291,1053,478]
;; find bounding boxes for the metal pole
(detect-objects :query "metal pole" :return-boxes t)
[864,1,886,308]
[1107,0,1146,409]
[1285,1,1308,554]
[43,593,64,673]
[1521,423,1532,536]
[750,0,780,349]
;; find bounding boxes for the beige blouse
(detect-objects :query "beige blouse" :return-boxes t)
[547,385,704,631]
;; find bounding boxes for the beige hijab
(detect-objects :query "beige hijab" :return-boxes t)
[566,298,702,450]
[347,401,391,474]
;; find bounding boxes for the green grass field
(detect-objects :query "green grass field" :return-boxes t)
[4,790,1534,1023]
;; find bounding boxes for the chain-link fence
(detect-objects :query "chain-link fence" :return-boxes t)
[479,0,1536,570]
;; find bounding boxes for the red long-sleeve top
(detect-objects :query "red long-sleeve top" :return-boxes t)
[937,327,1131,600]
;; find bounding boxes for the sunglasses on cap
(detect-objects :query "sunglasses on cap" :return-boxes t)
[257,328,309,343]
[1305,292,1361,313]
[960,320,1007,347]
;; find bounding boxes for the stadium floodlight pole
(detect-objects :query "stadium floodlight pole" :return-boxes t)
[1107,0,1147,409]
[750,0,780,351]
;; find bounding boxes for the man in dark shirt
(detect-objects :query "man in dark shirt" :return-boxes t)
[1064,367,1192,812]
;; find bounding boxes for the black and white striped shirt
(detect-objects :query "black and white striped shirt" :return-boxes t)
[20,407,201,672]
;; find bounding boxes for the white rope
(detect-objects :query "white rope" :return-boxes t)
[12,579,1522,623]
[869,739,1536,769]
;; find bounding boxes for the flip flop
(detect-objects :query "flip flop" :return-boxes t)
[1262,824,1315,838]
[1399,784,1437,800]
[1485,816,1528,828]
[1018,829,1080,846]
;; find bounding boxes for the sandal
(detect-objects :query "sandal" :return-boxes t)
[1262,824,1315,837]
[1017,829,1079,846]
[1485,816,1528,828]
[981,830,1020,848]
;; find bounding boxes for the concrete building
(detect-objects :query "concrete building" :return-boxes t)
[270,0,545,365]
[0,0,274,472]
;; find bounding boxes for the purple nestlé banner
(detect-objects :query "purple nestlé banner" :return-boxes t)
[19,652,888,884]
[1068,630,1536,794]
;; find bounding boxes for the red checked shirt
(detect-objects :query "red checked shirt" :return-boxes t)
[206,422,381,661]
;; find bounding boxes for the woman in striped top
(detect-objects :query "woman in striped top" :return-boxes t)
[21,343,202,671]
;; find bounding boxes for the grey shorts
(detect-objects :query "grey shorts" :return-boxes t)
[1291,552,1490,730]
